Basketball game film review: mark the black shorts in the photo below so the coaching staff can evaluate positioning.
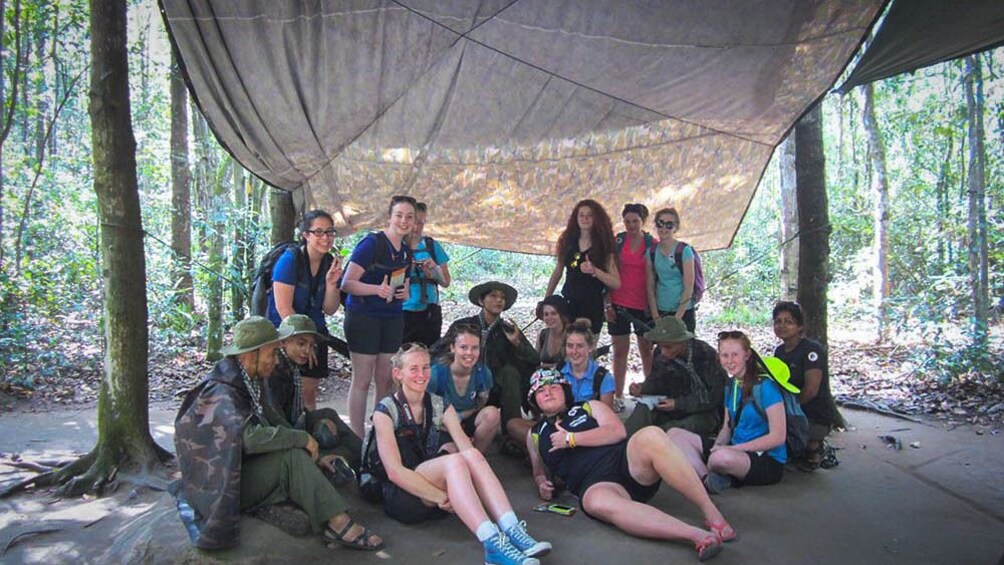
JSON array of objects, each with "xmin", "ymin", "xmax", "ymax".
[
  {"xmin": 658, "ymin": 309, "xmax": 696, "ymax": 333},
  {"xmin": 402, "ymin": 304, "xmax": 443, "ymax": 347},
  {"xmin": 738, "ymin": 452, "xmax": 784, "ymax": 487},
  {"xmin": 382, "ymin": 483, "xmax": 449, "ymax": 525},
  {"xmin": 579, "ymin": 443, "xmax": 660, "ymax": 519},
  {"xmin": 566, "ymin": 295, "xmax": 604, "ymax": 335},
  {"xmin": 344, "ymin": 310, "xmax": 404, "ymax": 354},
  {"xmin": 299, "ymin": 338, "xmax": 330, "ymax": 379},
  {"xmin": 607, "ymin": 306, "xmax": 652, "ymax": 337}
]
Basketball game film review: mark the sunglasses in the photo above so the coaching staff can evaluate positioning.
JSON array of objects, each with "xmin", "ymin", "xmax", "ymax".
[
  {"xmin": 569, "ymin": 251, "xmax": 586, "ymax": 269},
  {"xmin": 306, "ymin": 228, "xmax": 337, "ymax": 237},
  {"xmin": 717, "ymin": 330, "xmax": 748, "ymax": 340},
  {"xmin": 391, "ymin": 195, "xmax": 418, "ymax": 206},
  {"xmin": 399, "ymin": 341, "xmax": 428, "ymax": 354},
  {"xmin": 655, "ymin": 219, "xmax": 676, "ymax": 229}
]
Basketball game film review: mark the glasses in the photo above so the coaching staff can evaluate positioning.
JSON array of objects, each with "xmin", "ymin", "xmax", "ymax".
[
  {"xmin": 717, "ymin": 330, "xmax": 747, "ymax": 340},
  {"xmin": 306, "ymin": 228, "xmax": 337, "ymax": 237},
  {"xmin": 569, "ymin": 251, "xmax": 586, "ymax": 268},
  {"xmin": 391, "ymin": 195, "xmax": 417, "ymax": 206},
  {"xmin": 655, "ymin": 219, "xmax": 676, "ymax": 229}
]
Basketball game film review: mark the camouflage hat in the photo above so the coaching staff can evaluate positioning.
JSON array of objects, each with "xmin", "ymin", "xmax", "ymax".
[
  {"xmin": 643, "ymin": 316, "xmax": 694, "ymax": 343},
  {"xmin": 278, "ymin": 314, "xmax": 328, "ymax": 342},
  {"xmin": 221, "ymin": 316, "xmax": 293, "ymax": 356}
]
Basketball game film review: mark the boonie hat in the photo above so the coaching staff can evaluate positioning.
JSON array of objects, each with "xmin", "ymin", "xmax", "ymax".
[
  {"xmin": 536, "ymin": 294, "xmax": 570, "ymax": 322},
  {"xmin": 279, "ymin": 314, "xmax": 328, "ymax": 342},
  {"xmin": 759, "ymin": 355, "xmax": 800, "ymax": 394},
  {"xmin": 644, "ymin": 316, "xmax": 694, "ymax": 344},
  {"xmin": 220, "ymin": 316, "xmax": 293, "ymax": 356},
  {"xmin": 468, "ymin": 281, "xmax": 517, "ymax": 311}
]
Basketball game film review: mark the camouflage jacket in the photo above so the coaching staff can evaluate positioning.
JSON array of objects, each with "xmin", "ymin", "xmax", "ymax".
[{"xmin": 173, "ymin": 358, "xmax": 310, "ymax": 549}]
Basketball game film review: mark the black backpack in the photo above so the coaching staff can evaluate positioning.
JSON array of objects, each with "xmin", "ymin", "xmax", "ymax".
[
  {"xmin": 337, "ymin": 231, "xmax": 413, "ymax": 306},
  {"xmin": 250, "ymin": 242, "xmax": 305, "ymax": 317},
  {"xmin": 590, "ymin": 366, "xmax": 611, "ymax": 401}
]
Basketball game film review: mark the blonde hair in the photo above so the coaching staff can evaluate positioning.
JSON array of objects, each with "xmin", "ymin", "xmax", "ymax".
[
  {"xmin": 566, "ymin": 318, "xmax": 597, "ymax": 347},
  {"xmin": 390, "ymin": 342, "xmax": 430, "ymax": 369}
]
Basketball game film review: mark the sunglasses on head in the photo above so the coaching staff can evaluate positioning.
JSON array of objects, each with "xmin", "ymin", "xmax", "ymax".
[
  {"xmin": 717, "ymin": 330, "xmax": 747, "ymax": 340},
  {"xmin": 391, "ymin": 195, "xmax": 418, "ymax": 206},
  {"xmin": 655, "ymin": 219, "xmax": 676, "ymax": 229},
  {"xmin": 399, "ymin": 342, "xmax": 427, "ymax": 354}
]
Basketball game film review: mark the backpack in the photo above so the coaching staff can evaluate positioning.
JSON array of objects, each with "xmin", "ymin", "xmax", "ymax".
[
  {"xmin": 648, "ymin": 241, "xmax": 705, "ymax": 305},
  {"xmin": 358, "ymin": 392, "xmax": 443, "ymax": 503},
  {"xmin": 748, "ymin": 382, "xmax": 810, "ymax": 459},
  {"xmin": 590, "ymin": 366, "xmax": 611, "ymax": 401},
  {"xmin": 249, "ymin": 242, "xmax": 306, "ymax": 317},
  {"xmin": 614, "ymin": 231, "xmax": 656, "ymax": 261},
  {"xmin": 411, "ymin": 235, "xmax": 442, "ymax": 304},
  {"xmin": 336, "ymin": 231, "xmax": 413, "ymax": 306}
]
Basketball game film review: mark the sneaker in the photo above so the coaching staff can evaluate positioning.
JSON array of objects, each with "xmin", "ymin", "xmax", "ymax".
[
  {"xmin": 612, "ymin": 397, "xmax": 625, "ymax": 413},
  {"xmin": 703, "ymin": 472, "xmax": 733, "ymax": 495},
  {"xmin": 484, "ymin": 533, "xmax": 540, "ymax": 565},
  {"xmin": 504, "ymin": 520, "xmax": 552, "ymax": 557}
]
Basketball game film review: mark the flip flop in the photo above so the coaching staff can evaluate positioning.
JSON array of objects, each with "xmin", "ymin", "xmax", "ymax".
[
  {"xmin": 324, "ymin": 518, "xmax": 384, "ymax": 551},
  {"xmin": 695, "ymin": 534, "xmax": 723, "ymax": 562},
  {"xmin": 705, "ymin": 519, "xmax": 738, "ymax": 543}
]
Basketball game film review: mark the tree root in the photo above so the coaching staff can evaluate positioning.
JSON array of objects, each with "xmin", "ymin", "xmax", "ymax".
[{"xmin": 0, "ymin": 450, "xmax": 96, "ymax": 499}]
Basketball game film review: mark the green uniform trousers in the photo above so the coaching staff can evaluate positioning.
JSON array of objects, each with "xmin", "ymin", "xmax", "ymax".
[
  {"xmin": 624, "ymin": 404, "xmax": 720, "ymax": 439},
  {"xmin": 307, "ymin": 408, "xmax": 363, "ymax": 471},
  {"xmin": 240, "ymin": 447, "xmax": 350, "ymax": 533}
]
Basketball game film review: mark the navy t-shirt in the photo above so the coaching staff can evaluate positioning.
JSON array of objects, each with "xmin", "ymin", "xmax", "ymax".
[
  {"xmin": 266, "ymin": 248, "xmax": 331, "ymax": 333},
  {"xmin": 345, "ymin": 232, "xmax": 412, "ymax": 318}
]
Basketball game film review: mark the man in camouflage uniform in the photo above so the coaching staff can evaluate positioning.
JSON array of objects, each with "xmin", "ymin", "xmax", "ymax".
[{"xmin": 173, "ymin": 316, "xmax": 382, "ymax": 551}]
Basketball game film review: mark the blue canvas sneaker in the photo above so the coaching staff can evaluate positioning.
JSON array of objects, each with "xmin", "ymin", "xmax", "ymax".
[
  {"xmin": 484, "ymin": 533, "xmax": 540, "ymax": 565},
  {"xmin": 503, "ymin": 521, "xmax": 551, "ymax": 557}
]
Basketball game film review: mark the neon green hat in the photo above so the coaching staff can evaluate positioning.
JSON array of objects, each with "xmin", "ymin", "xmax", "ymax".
[{"xmin": 760, "ymin": 355, "xmax": 800, "ymax": 394}]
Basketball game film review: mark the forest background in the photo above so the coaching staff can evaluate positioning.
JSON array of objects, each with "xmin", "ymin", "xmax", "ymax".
[{"xmin": 0, "ymin": 2, "xmax": 1001, "ymax": 423}]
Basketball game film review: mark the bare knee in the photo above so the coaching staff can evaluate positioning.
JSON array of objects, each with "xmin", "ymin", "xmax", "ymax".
[
  {"xmin": 480, "ymin": 406, "xmax": 501, "ymax": 428},
  {"xmin": 459, "ymin": 446, "xmax": 488, "ymax": 467},
  {"xmin": 634, "ymin": 426, "xmax": 666, "ymax": 448}
]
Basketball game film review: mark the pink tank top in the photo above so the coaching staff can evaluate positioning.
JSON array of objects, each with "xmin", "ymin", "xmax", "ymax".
[{"xmin": 609, "ymin": 235, "xmax": 651, "ymax": 310}]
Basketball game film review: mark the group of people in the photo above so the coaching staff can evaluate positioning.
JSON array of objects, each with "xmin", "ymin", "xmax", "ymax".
[{"xmin": 173, "ymin": 196, "xmax": 839, "ymax": 563}]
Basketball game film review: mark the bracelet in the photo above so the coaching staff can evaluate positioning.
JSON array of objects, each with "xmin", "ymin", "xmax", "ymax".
[{"xmin": 568, "ymin": 432, "xmax": 576, "ymax": 449}]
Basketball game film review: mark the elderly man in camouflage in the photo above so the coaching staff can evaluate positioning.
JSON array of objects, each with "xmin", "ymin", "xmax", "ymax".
[{"xmin": 173, "ymin": 316, "xmax": 383, "ymax": 551}]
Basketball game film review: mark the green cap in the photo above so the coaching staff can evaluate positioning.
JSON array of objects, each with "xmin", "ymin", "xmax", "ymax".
[
  {"xmin": 760, "ymin": 356, "xmax": 800, "ymax": 394},
  {"xmin": 643, "ymin": 316, "xmax": 694, "ymax": 343},
  {"xmin": 278, "ymin": 314, "xmax": 328, "ymax": 342},
  {"xmin": 220, "ymin": 316, "xmax": 293, "ymax": 356}
]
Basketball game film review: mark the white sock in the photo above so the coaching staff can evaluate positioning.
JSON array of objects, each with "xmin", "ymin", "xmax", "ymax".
[
  {"xmin": 498, "ymin": 511, "xmax": 519, "ymax": 532},
  {"xmin": 476, "ymin": 520, "xmax": 499, "ymax": 542}
]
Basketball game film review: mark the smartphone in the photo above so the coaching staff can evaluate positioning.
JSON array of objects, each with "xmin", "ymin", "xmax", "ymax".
[{"xmin": 533, "ymin": 503, "xmax": 577, "ymax": 517}]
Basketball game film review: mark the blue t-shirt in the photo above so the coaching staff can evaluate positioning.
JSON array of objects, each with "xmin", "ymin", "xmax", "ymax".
[
  {"xmin": 266, "ymin": 248, "xmax": 330, "ymax": 333},
  {"xmin": 402, "ymin": 238, "xmax": 450, "ymax": 312},
  {"xmin": 427, "ymin": 363, "xmax": 494, "ymax": 414},
  {"xmin": 561, "ymin": 359, "xmax": 615, "ymax": 403},
  {"xmin": 725, "ymin": 379, "xmax": 787, "ymax": 464},
  {"xmin": 652, "ymin": 243, "xmax": 695, "ymax": 312},
  {"xmin": 345, "ymin": 232, "xmax": 412, "ymax": 318}
]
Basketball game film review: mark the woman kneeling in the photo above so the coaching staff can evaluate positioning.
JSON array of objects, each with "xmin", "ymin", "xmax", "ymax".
[
  {"xmin": 527, "ymin": 368, "xmax": 734, "ymax": 562},
  {"xmin": 373, "ymin": 343, "xmax": 551, "ymax": 565}
]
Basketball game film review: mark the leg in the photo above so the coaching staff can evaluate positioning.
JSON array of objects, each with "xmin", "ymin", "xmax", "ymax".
[
  {"xmin": 374, "ymin": 353, "xmax": 395, "ymax": 401},
  {"xmin": 493, "ymin": 365, "xmax": 525, "ymax": 427},
  {"xmin": 611, "ymin": 334, "xmax": 630, "ymax": 399},
  {"xmin": 472, "ymin": 406, "xmax": 501, "ymax": 453},
  {"xmin": 707, "ymin": 447, "xmax": 751, "ymax": 481},
  {"xmin": 628, "ymin": 427, "xmax": 725, "ymax": 527},
  {"xmin": 347, "ymin": 352, "xmax": 376, "ymax": 438},
  {"xmin": 455, "ymin": 448, "xmax": 517, "ymax": 522},
  {"xmin": 624, "ymin": 404, "xmax": 654, "ymax": 437},
  {"xmin": 413, "ymin": 454, "xmax": 493, "ymax": 534},
  {"xmin": 636, "ymin": 334, "xmax": 654, "ymax": 378},
  {"xmin": 301, "ymin": 377, "xmax": 320, "ymax": 412},
  {"xmin": 308, "ymin": 409, "xmax": 363, "ymax": 470},
  {"xmin": 666, "ymin": 427, "xmax": 709, "ymax": 477},
  {"xmin": 581, "ymin": 482, "xmax": 710, "ymax": 545},
  {"xmin": 240, "ymin": 448, "xmax": 349, "ymax": 533},
  {"xmin": 505, "ymin": 417, "xmax": 534, "ymax": 447}
]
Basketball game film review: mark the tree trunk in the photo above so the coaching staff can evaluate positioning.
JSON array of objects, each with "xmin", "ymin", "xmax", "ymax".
[
  {"xmin": 935, "ymin": 133, "xmax": 953, "ymax": 268},
  {"xmin": 794, "ymin": 104, "xmax": 829, "ymax": 345},
  {"xmin": 169, "ymin": 54, "xmax": 194, "ymax": 312},
  {"xmin": 206, "ymin": 155, "xmax": 229, "ymax": 361},
  {"xmin": 963, "ymin": 55, "xmax": 989, "ymax": 348},
  {"xmin": 862, "ymin": 83, "xmax": 891, "ymax": 342},
  {"xmin": 231, "ymin": 161, "xmax": 246, "ymax": 320},
  {"xmin": 46, "ymin": 0, "xmax": 169, "ymax": 496},
  {"xmin": 269, "ymin": 188, "xmax": 296, "ymax": 245},
  {"xmin": 779, "ymin": 133, "xmax": 799, "ymax": 301}
]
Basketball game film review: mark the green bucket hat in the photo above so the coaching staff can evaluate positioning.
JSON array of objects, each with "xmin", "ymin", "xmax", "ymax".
[
  {"xmin": 643, "ymin": 316, "xmax": 694, "ymax": 343},
  {"xmin": 220, "ymin": 316, "xmax": 294, "ymax": 356},
  {"xmin": 278, "ymin": 314, "xmax": 328, "ymax": 342},
  {"xmin": 759, "ymin": 355, "xmax": 800, "ymax": 394},
  {"xmin": 468, "ymin": 281, "xmax": 517, "ymax": 311}
]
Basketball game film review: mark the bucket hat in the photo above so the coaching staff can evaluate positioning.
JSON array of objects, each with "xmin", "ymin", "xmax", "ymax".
[
  {"xmin": 759, "ymin": 355, "xmax": 800, "ymax": 394},
  {"xmin": 468, "ymin": 281, "xmax": 517, "ymax": 311},
  {"xmin": 220, "ymin": 316, "xmax": 294, "ymax": 356},
  {"xmin": 526, "ymin": 367, "xmax": 571, "ymax": 410},
  {"xmin": 278, "ymin": 314, "xmax": 328, "ymax": 342},
  {"xmin": 643, "ymin": 316, "xmax": 694, "ymax": 343},
  {"xmin": 535, "ymin": 294, "xmax": 570, "ymax": 322}
]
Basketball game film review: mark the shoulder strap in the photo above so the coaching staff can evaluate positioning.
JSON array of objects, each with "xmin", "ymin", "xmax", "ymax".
[
  {"xmin": 592, "ymin": 366, "xmax": 609, "ymax": 400},
  {"xmin": 424, "ymin": 236, "xmax": 438, "ymax": 263},
  {"xmin": 673, "ymin": 241, "xmax": 686, "ymax": 273}
]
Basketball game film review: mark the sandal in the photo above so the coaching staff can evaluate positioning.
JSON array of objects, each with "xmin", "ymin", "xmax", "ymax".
[
  {"xmin": 695, "ymin": 534, "xmax": 723, "ymax": 562},
  {"xmin": 796, "ymin": 443, "xmax": 824, "ymax": 473},
  {"xmin": 324, "ymin": 518, "xmax": 384, "ymax": 551},
  {"xmin": 705, "ymin": 519, "xmax": 738, "ymax": 543}
]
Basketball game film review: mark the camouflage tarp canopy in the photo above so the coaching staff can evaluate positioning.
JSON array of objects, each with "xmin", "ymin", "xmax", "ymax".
[{"xmin": 162, "ymin": 0, "xmax": 885, "ymax": 254}]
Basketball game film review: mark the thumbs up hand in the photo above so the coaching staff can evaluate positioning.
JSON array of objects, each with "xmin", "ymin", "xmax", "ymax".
[{"xmin": 376, "ymin": 274, "xmax": 393, "ymax": 300}]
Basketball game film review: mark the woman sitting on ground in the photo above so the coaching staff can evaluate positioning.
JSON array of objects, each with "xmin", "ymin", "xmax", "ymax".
[
  {"xmin": 535, "ymin": 294, "xmax": 571, "ymax": 369},
  {"xmin": 527, "ymin": 369, "xmax": 734, "ymax": 562},
  {"xmin": 771, "ymin": 301, "xmax": 841, "ymax": 471},
  {"xmin": 668, "ymin": 331, "xmax": 787, "ymax": 493},
  {"xmin": 560, "ymin": 319, "xmax": 615, "ymax": 408},
  {"xmin": 428, "ymin": 325, "xmax": 501, "ymax": 453},
  {"xmin": 372, "ymin": 343, "xmax": 551, "ymax": 565}
]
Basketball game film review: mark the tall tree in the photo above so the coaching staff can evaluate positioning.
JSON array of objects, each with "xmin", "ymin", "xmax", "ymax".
[
  {"xmin": 269, "ymin": 187, "xmax": 295, "ymax": 245},
  {"xmin": 230, "ymin": 159, "xmax": 246, "ymax": 320},
  {"xmin": 795, "ymin": 104, "xmax": 830, "ymax": 345},
  {"xmin": 779, "ymin": 134, "xmax": 799, "ymax": 301},
  {"xmin": 963, "ymin": 54, "xmax": 989, "ymax": 347},
  {"xmin": 169, "ymin": 53, "xmax": 193, "ymax": 311},
  {"xmin": 862, "ymin": 82, "xmax": 891, "ymax": 341},
  {"xmin": 205, "ymin": 155, "xmax": 230, "ymax": 361},
  {"xmin": 0, "ymin": 0, "xmax": 23, "ymax": 274},
  {"xmin": 2, "ymin": 0, "xmax": 170, "ymax": 498}
]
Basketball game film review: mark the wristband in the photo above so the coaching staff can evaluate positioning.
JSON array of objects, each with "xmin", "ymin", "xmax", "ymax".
[{"xmin": 568, "ymin": 432, "xmax": 576, "ymax": 449}]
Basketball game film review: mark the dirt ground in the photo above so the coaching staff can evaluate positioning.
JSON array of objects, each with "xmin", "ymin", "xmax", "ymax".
[{"xmin": 1, "ymin": 392, "xmax": 1002, "ymax": 564}]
